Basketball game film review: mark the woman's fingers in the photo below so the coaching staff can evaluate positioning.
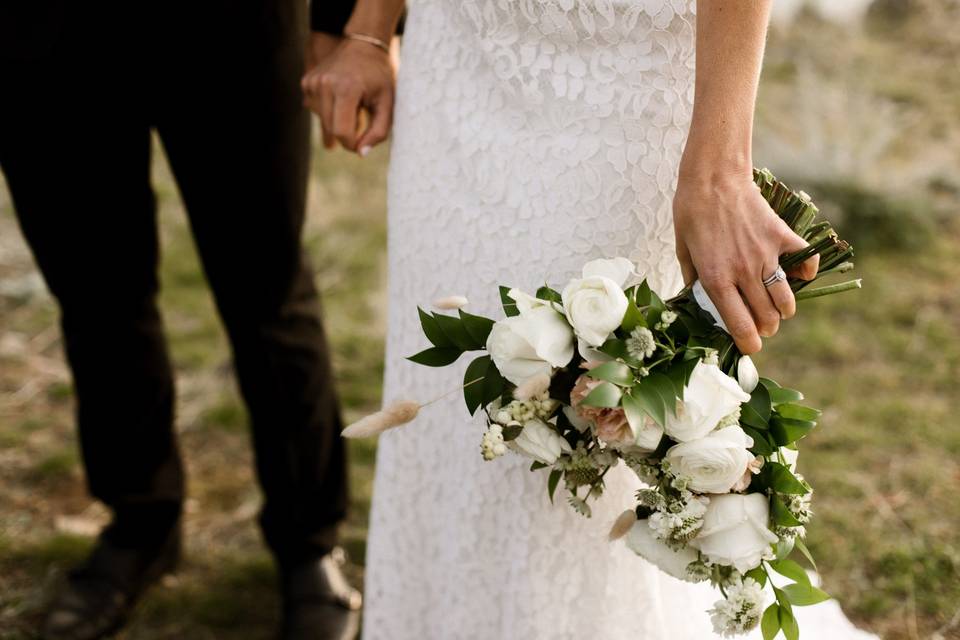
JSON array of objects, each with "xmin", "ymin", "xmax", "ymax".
[
  {"xmin": 675, "ymin": 238, "xmax": 697, "ymax": 285},
  {"xmin": 703, "ymin": 279, "xmax": 762, "ymax": 354},
  {"xmin": 740, "ymin": 276, "xmax": 781, "ymax": 338},
  {"xmin": 764, "ymin": 275, "xmax": 796, "ymax": 320},
  {"xmin": 356, "ymin": 88, "xmax": 394, "ymax": 155},
  {"xmin": 778, "ymin": 221, "xmax": 820, "ymax": 281}
]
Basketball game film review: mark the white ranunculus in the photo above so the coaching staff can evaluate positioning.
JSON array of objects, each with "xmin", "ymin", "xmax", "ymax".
[
  {"xmin": 486, "ymin": 296, "xmax": 575, "ymax": 385},
  {"xmin": 690, "ymin": 493, "xmax": 779, "ymax": 573},
  {"xmin": 581, "ymin": 257, "xmax": 638, "ymax": 288},
  {"xmin": 508, "ymin": 418, "xmax": 572, "ymax": 465},
  {"xmin": 664, "ymin": 426, "xmax": 756, "ymax": 494},
  {"xmin": 625, "ymin": 519, "xmax": 700, "ymax": 582},
  {"xmin": 561, "ymin": 276, "xmax": 629, "ymax": 347},
  {"xmin": 737, "ymin": 356, "xmax": 760, "ymax": 394},
  {"xmin": 664, "ymin": 361, "xmax": 752, "ymax": 442}
]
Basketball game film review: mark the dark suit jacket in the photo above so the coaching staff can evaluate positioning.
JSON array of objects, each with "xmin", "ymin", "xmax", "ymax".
[{"xmin": 0, "ymin": 1, "xmax": 357, "ymax": 62}]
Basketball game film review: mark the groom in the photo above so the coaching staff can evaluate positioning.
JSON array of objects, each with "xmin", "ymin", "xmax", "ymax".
[{"xmin": 0, "ymin": 1, "xmax": 361, "ymax": 639}]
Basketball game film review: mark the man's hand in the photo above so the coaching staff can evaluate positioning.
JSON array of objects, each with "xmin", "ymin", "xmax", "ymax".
[
  {"xmin": 306, "ymin": 32, "xmax": 343, "ymax": 70},
  {"xmin": 301, "ymin": 36, "xmax": 396, "ymax": 155}
]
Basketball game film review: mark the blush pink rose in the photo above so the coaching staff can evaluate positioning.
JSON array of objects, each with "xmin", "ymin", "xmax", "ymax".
[{"xmin": 570, "ymin": 370, "xmax": 632, "ymax": 445}]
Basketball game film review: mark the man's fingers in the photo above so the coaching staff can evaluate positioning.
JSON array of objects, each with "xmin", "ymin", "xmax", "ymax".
[
  {"xmin": 317, "ymin": 80, "xmax": 336, "ymax": 149},
  {"xmin": 356, "ymin": 90, "xmax": 394, "ymax": 155},
  {"xmin": 332, "ymin": 90, "xmax": 362, "ymax": 151},
  {"xmin": 704, "ymin": 281, "xmax": 762, "ymax": 355}
]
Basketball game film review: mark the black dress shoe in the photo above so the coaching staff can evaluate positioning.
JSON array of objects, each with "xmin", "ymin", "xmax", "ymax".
[
  {"xmin": 280, "ymin": 548, "xmax": 362, "ymax": 640},
  {"xmin": 41, "ymin": 525, "xmax": 180, "ymax": 640}
]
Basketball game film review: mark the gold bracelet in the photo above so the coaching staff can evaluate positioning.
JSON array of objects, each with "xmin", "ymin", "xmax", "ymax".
[{"xmin": 344, "ymin": 32, "xmax": 391, "ymax": 54}]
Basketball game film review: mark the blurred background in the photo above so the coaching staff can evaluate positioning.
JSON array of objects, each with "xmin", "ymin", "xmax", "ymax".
[{"xmin": 1, "ymin": 1, "xmax": 958, "ymax": 638}]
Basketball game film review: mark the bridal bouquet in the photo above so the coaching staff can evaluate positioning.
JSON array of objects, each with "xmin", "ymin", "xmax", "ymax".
[{"xmin": 344, "ymin": 170, "xmax": 859, "ymax": 638}]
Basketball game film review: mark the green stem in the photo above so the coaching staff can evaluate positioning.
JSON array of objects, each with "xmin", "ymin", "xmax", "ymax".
[{"xmin": 794, "ymin": 279, "xmax": 862, "ymax": 301}]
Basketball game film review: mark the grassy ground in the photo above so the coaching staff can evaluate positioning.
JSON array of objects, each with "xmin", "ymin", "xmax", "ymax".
[{"xmin": 1, "ymin": 5, "xmax": 959, "ymax": 639}]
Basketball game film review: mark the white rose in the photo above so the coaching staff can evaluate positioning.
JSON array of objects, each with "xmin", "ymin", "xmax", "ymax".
[
  {"xmin": 486, "ymin": 296, "xmax": 575, "ymax": 385},
  {"xmin": 664, "ymin": 361, "xmax": 752, "ymax": 442},
  {"xmin": 737, "ymin": 356, "xmax": 760, "ymax": 393},
  {"xmin": 664, "ymin": 426, "xmax": 756, "ymax": 494},
  {"xmin": 625, "ymin": 519, "xmax": 700, "ymax": 582},
  {"xmin": 561, "ymin": 276, "xmax": 629, "ymax": 347},
  {"xmin": 689, "ymin": 493, "xmax": 779, "ymax": 573},
  {"xmin": 581, "ymin": 257, "xmax": 639, "ymax": 288},
  {"xmin": 508, "ymin": 418, "xmax": 572, "ymax": 465}
]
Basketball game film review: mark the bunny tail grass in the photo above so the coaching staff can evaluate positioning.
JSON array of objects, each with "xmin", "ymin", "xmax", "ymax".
[
  {"xmin": 341, "ymin": 400, "xmax": 421, "ymax": 438},
  {"xmin": 432, "ymin": 295, "xmax": 470, "ymax": 310},
  {"xmin": 608, "ymin": 509, "xmax": 638, "ymax": 541},
  {"xmin": 513, "ymin": 373, "xmax": 552, "ymax": 401}
]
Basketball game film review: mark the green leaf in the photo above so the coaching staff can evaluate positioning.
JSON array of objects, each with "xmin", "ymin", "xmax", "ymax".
[
  {"xmin": 743, "ymin": 425, "xmax": 775, "ymax": 456},
  {"xmin": 621, "ymin": 300, "xmax": 646, "ymax": 332},
  {"xmin": 748, "ymin": 383, "xmax": 772, "ymax": 423},
  {"xmin": 434, "ymin": 313, "xmax": 478, "ymax": 351},
  {"xmin": 480, "ymin": 360, "xmax": 505, "ymax": 406},
  {"xmin": 769, "ymin": 559, "xmax": 811, "ymax": 586},
  {"xmin": 761, "ymin": 604, "xmax": 781, "ymax": 640},
  {"xmin": 463, "ymin": 356, "xmax": 490, "ymax": 415},
  {"xmin": 771, "ymin": 495, "xmax": 803, "ymax": 527},
  {"xmin": 794, "ymin": 537, "xmax": 819, "ymax": 572},
  {"xmin": 536, "ymin": 285, "xmax": 562, "ymax": 304},
  {"xmin": 771, "ymin": 417, "xmax": 816, "ymax": 446},
  {"xmin": 664, "ymin": 357, "xmax": 698, "ymax": 399},
  {"xmin": 645, "ymin": 373, "xmax": 678, "ymax": 417},
  {"xmin": 503, "ymin": 424, "xmax": 523, "ymax": 441},
  {"xmin": 586, "ymin": 361, "xmax": 635, "ymax": 386},
  {"xmin": 769, "ymin": 462, "xmax": 809, "ymax": 495},
  {"xmin": 499, "ymin": 285, "xmax": 519, "ymax": 317},
  {"xmin": 776, "ymin": 403, "xmax": 821, "ymax": 422},
  {"xmin": 782, "ymin": 583, "xmax": 831, "ymax": 607},
  {"xmin": 459, "ymin": 310, "xmax": 495, "ymax": 346},
  {"xmin": 630, "ymin": 382, "xmax": 667, "ymax": 427},
  {"xmin": 529, "ymin": 460, "xmax": 547, "ymax": 470},
  {"xmin": 745, "ymin": 567, "xmax": 767, "ymax": 587},
  {"xmin": 408, "ymin": 346, "xmax": 462, "ymax": 367},
  {"xmin": 581, "ymin": 381, "xmax": 623, "ymax": 408},
  {"xmin": 635, "ymin": 280, "xmax": 653, "ymax": 307},
  {"xmin": 740, "ymin": 402, "xmax": 771, "ymax": 430},
  {"xmin": 779, "ymin": 603, "xmax": 800, "ymax": 640},
  {"xmin": 761, "ymin": 377, "xmax": 805, "ymax": 404},
  {"xmin": 548, "ymin": 469, "xmax": 562, "ymax": 504},
  {"xmin": 418, "ymin": 307, "xmax": 454, "ymax": 347},
  {"xmin": 622, "ymin": 392, "xmax": 649, "ymax": 434}
]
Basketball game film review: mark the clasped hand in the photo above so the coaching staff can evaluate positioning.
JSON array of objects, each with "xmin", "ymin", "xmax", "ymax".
[{"xmin": 301, "ymin": 34, "xmax": 396, "ymax": 155}]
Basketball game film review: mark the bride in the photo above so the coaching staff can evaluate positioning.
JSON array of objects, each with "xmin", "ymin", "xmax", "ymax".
[{"xmin": 304, "ymin": 1, "xmax": 877, "ymax": 638}]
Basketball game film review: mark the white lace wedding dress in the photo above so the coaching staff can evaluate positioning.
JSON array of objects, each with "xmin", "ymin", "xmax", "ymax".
[{"xmin": 363, "ymin": 1, "xmax": 877, "ymax": 638}]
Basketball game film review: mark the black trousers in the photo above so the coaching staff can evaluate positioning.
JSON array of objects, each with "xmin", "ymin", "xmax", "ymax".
[{"xmin": 0, "ymin": 1, "xmax": 347, "ymax": 566}]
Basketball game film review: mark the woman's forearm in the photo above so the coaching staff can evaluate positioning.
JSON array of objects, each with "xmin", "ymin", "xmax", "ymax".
[
  {"xmin": 680, "ymin": 1, "xmax": 773, "ymax": 180},
  {"xmin": 344, "ymin": 0, "xmax": 406, "ymax": 44}
]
